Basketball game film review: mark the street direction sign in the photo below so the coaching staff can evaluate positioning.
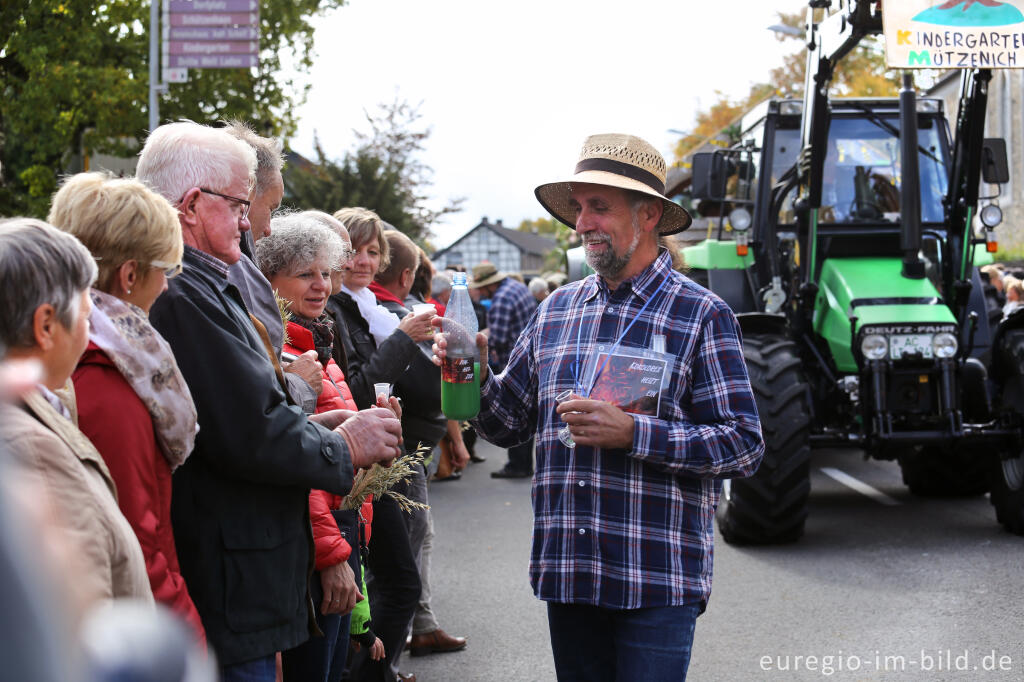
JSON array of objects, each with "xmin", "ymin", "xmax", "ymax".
[
  {"xmin": 166, "ymin": 54, "xmax": 258, "ymax": 68},
  {"xmin": 165, "ymin": 40, "xmax": 257, "ymax": 55},
  {"xmin": 167, "ymin": 0, "xmax": 258, "ymax": 11},
  {"xmin": 165, "ymin": 26, "xmax": 258, "ymax": 40},
  {"xmin": 167, "ymin": 12, "xmax": 258, "ymax": 27}
]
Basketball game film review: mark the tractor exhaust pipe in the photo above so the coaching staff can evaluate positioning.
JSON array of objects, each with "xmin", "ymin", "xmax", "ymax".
[{"xmin": 900, "ymin": 72, "xmax": 925, "ymax": 279}]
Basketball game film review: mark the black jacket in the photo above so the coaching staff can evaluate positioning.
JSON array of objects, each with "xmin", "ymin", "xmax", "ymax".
[
  {"xmin": 149, "ymin": 248, "xmax": 354, "ymax": 665},
  {"xmin": 327, "ymin": 291, "xmax": 446, "ymax": 450}
]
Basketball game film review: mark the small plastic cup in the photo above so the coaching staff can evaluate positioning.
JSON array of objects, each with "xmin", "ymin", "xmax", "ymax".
[
  {"xmin": 412, "ymin": 302, "xmax": 437, "ymax": 316},
  {"xmin": 555, "ymin": 389, "xmax": 576, "ymax": 448},
  {"xmin": 374, "ymin": 383, "xmax": 392, "ymax": 404}
]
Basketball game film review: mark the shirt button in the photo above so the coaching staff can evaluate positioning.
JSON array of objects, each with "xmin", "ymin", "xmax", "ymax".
[
  {"xmin": 578, "ymin": 480, "xmax": 586, "ymax": 487},
  {"xmin": 578, "ymin": 528, "xmax": 586, "ymax": 535},
  {"xmin": 606, "ymin": 306, "xmax": 615, "ymax": 314}
]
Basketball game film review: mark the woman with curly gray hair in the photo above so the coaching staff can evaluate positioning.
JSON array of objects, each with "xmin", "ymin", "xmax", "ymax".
[{"xmin": 256, "ymin": 213, "xmax": 367, "ymax": 682}]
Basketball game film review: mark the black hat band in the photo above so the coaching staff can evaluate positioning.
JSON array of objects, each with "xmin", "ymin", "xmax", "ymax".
[{"xmin": 574, "ymin": 158, "xmax": 665, "ymax": 195}]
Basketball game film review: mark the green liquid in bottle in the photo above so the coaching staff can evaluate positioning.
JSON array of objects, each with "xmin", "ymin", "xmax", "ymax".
[{"xmin": 441, "ymin": 359, "xmax": 480, "ymax": 420}]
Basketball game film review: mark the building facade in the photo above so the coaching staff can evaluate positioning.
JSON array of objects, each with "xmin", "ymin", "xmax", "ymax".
[{"xmin": 432, "ymin": 217, "xmax": 557, "ymax": 274}]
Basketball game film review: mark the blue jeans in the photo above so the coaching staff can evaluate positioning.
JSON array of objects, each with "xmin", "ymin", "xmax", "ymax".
[
  {"xmin": 220, "ymin": 654, "xmax": 276, "ymax": 682},
  {"xmin": 547, "ymin": 602, "xmax": 700, "ymax": 681},
  {"xmin": 281, "ymin": 609, "xmax": 351, "ymax": 682}
]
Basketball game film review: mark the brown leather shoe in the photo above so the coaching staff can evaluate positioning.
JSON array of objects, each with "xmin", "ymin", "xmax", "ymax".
[{"xmin": 409, "ymin": 628, "xmax": 468, "ymax": 656}]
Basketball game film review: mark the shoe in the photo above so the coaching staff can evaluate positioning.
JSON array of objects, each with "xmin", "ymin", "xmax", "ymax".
[
  {"xmin": 469, "ymin": 452, "xmax": 487, "ymax": 463},
  {"xmin": 490, "ymin": 465, "xmax": 532, "ymax": 479},
  {"xmin": 396, "ymin": 674, "xmax": 416, "ymax": 682},
  {"xmin": 433, "ymin": 470, "xmax": 462, "ymax": 482},
  {"xmin": 409, "ymin": 628, "xmax": 468, "ymax": 656}
]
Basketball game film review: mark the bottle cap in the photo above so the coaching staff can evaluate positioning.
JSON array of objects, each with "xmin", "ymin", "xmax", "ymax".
[{"xmin": 453, "ymin": 272, "xmax": 467, "ymax": 286}]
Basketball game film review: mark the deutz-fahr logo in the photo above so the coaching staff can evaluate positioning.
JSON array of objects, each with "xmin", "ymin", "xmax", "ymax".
[{"xmin": 863, "ymin": 324, "xmax": 957, "ymax": 336}]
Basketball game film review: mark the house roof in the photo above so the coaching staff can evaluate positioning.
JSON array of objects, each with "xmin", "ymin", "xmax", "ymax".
[{"xmin": 433, "ymin": 217, "xmax": 557, "ymax": 260}]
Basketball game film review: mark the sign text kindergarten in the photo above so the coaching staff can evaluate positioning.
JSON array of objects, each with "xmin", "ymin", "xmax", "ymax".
[{"xmin": 883, "ymin": 0, "xmax": 1024, "ymax": 69}]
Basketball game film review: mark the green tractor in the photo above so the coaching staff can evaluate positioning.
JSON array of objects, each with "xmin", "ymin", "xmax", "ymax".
[{"xmin": 685, "ymin": 0, "xmax": 1024, "ymax": 543}]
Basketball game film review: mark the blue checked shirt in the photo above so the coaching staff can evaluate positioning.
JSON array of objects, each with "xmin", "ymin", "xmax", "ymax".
[
  {"xmin": 471, "ymin": 250, "xmax": 764, "ymax": 610},
  {"xmin": 486, "ymin": 277, "xmax": 537, "ymax": 371}
]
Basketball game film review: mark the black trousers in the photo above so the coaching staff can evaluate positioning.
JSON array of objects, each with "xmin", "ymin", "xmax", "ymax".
[{"xmin": 356, "ymin": 493, "xmax": 421, "ymax": 680}]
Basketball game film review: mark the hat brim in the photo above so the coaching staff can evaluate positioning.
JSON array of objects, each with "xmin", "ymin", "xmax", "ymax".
[
  {"xmin": 534, "ymin": 170, "xmax": 692, "ymax": 236},
  {"xmin": 469, "ymin": 272, "xmax": 506, "ymax": 289}
]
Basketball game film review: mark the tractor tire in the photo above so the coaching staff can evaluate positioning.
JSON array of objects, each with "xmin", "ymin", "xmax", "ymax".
[
  {"xmin": 990, "ymin": 450, "xmax": 1024, "ymax": 535},
  {"xmin": 898, "ymin": 446, "xmax": 989, "ymax": 497},
  {"xmin": 716, "ymin": 333, "xmax": 811, "ymax": 544}
]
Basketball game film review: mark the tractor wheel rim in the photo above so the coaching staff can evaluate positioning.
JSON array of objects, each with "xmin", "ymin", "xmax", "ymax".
[{"xmin": 1003, "ymin": 453, "xmax": 1024, "ymax": 492}]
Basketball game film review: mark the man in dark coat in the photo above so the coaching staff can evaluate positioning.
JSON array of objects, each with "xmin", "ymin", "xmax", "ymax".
[{"xmin": 139, "ymin": 121, "xmax": 402, "ymax": 681}]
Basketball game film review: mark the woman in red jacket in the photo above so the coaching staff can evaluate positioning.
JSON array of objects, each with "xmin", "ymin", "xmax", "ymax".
[
  {"xmin": 257, "ymin": 213, "xmax": 377, "ymax": 681},
  {"xmin": 47, "ymin": 173, "xmax": 204, "ymax": 642}
]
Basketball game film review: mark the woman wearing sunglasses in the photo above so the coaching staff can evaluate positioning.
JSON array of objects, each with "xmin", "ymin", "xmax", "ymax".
[{"xmin": 48, "ymin": 172, "xmax": 205, "ymax": 644}]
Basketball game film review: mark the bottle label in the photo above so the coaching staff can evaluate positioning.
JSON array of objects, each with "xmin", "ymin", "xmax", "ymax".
[{"xmin": 442, "ymin": 356, "xmax": 476, "ymax": 384}]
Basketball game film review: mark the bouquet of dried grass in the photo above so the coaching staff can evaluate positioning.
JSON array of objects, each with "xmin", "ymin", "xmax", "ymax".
[
  {"xmin": 341, "ymin": 442, "xmax": 431, "ymax": 513},
  {"xmin": 274, "ymin": 291, "xmax": 292, "ymax": 347}
]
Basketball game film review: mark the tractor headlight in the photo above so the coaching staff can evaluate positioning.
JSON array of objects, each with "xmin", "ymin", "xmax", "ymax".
[
  {"xmin": 980, "ymin": 204, "xmax": 1003, "ymax": 228},
  {"xmin": 861, "ymin": 334, "xmax": 888, "ymax": 360},
  {"xmin": 933, "ymin": 332, "xmax": 958, "ymax": 358},
  {"xmin": 729, "ymin": 207, "xmax": 752, "ymax": 231}
]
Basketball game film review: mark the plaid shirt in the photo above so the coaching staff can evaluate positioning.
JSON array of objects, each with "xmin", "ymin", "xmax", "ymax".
[
  {"xmin": 472, "ymin": 250, "xmax": 763, "ymax": 610},
  {"xmin": 486, "ymin": 277, "xmax": 537, "ymax": 371}
]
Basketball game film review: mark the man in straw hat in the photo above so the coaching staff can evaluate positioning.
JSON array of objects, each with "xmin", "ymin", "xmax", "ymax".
[
  {"xmin": 434, "ymin": 133, "xmax": 764, "ymax": 680},
  {"xmin": 469, "ymin": 262, "xmax": 538, "ymax": 478}
]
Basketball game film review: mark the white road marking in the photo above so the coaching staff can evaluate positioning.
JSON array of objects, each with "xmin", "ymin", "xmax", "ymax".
[{"xmin": 820, "ymin": 467, "xmax": 901, "ymax": 506}]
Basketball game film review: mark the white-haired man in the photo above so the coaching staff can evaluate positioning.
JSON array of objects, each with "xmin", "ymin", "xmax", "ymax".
[
  {"xmin": 436, "ymin": 133, "xmax": 764, "ymax": 680},
  {"xmin": 139, "ymin": 121, "xmax": 402, "ymax": 681}
]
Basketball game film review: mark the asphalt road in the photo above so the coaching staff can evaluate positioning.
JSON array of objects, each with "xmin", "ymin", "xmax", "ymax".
[{"xmin": 402, "ymin": 441, "xmax": 1023, "ymax": 681}]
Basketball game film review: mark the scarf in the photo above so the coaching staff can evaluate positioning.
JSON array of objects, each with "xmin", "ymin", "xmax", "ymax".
[
  {"xmin": 289, "ymin": 313, "xmax": 336, "ymax": 366},
  {"xmin": 87, "ymin": 289, "xmax": 198, "ymax": 470},
  {"xmin": 342, "ymin": 284, "xmax": 400, "ymax": 347},
  {"xmin": 368, "ymin": 281, "xmax": 405, "ymax": 306}
]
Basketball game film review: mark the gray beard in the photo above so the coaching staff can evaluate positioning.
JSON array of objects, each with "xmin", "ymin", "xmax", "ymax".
[{"xmin": 584, "ymin": 226, "xmax": 641, "ymax": 279}]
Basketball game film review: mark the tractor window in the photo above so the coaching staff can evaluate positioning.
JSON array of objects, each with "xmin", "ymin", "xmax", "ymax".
[
  {"xmin": 821, "ymin": 116, "xmax": 947, "ymax": 225},
  {"xmin": 773, "ymin": 127, "xmax": 801, "ymax": 223}
]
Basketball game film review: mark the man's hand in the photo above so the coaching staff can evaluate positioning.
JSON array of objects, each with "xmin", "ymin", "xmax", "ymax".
[
  {"xmin": 335, "ymin": 407, "xmax": 403, "ymax": 469},
  {"xmin": 398, "ymin": 309, "xmax": 437, "ymax": 343},
  {"xmin": 309, "ymin": 409, "xmax": 357, "ymax": 430},
  {"xmin": 319, "ymin": 561, "xmax": 363, "ymax": 615},
  {"xmin": 447, "ymin": 420, "xmax": 470, "ymax": 471},
  {"xmin": 283, "ymin": 350, "xmax": 323, "ymax": 396},
  {"xmin": 556, "ymin": 398, "xmax": 635, "ymax": 449},
  {"xmin": 431, "ymin": 318, "xmax": 490, "ymax": 383},
  {"xmin": 376, "ymin": 394, "xmax": 403, "ymax": 421}
]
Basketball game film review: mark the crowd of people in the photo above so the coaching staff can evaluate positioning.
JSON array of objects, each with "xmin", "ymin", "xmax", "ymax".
[
  {"xmin": 0, "ymin": 120, "xmax": 486, "ymax": 682},
  {"xmin": 0, "ymin": 128, "xmax": 765, "ymax": 682}
]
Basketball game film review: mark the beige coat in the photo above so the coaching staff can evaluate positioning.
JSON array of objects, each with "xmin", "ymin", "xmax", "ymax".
[{"xmin": 0, "ymin": 388, "xmax": 153, "ymax": 604}]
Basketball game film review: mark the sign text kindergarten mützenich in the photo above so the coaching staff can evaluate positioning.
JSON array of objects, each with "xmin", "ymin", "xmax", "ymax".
[{"xmin": 883, "ymin": 0, "xmax": 1024, "ymax": 68}]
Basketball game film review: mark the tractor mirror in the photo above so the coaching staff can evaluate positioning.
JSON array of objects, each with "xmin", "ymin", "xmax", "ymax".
[
  {"xmin": 691, "ymin": 153, "xmax": 729, "ymax": 201},
  {"xmin": 982, "ymin": 138, "xmax": 1009, "ymax": 184}
]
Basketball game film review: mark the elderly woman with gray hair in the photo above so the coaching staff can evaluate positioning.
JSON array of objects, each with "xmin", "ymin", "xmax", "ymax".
[
  {"xmin": 0, "ymin": 217, "xmax": 152, "ymax": 605},
  {"xmin": 256, "ymin": 214, "xmax": 373, "ymax": 682},
  {"xmin": 46, "ymin": 173, "xmax": 205, "ymax": 643}
]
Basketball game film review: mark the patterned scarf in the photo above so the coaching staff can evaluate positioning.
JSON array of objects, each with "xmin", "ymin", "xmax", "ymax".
[
  {"xmin": 289, "ymin": 313, "xmax": 336, "ymax": 366},
  {"xmin": 87, "ymin": 289, "xmax": 198, "ymax": 470}
]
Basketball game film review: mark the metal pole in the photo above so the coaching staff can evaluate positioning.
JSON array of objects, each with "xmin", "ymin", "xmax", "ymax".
[{"xmin": 148, "ymin": 0, "xmax": 159, "ymax": 132}]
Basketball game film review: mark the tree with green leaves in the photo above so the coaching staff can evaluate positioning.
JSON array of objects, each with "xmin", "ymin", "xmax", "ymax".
[
  {"xmin": 1, "ymin": 0, "xmax": 342, "ymax": 217},
  {"xmin": 517, "ymin": 216, "xmax": 576, "ymax": 272},
  {"xmin": 283, "ymin": 99, "xmax": 463, "ymax": 244}
]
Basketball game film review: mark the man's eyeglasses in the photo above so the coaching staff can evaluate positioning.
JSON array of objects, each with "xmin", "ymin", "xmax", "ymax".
[{"xmin": 198, "ymin": 187, "xmax": 251, "ymax": 221}]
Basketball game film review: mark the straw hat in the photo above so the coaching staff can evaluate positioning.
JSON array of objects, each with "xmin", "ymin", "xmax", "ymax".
[
  {"xmin": 469, "ymin": 262, "xmax": 507, "ymax": 289},
  {"xmin": 535, "ymin": 133, "xmax": 692, "ymax": 236}
]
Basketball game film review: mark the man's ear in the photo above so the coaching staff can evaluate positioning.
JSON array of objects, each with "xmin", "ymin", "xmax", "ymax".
[
  {"xmin": 177, "ymin": 187, "xmax": 202, "ymax": 240},
  {"xmin": 32, "ymin": 304, "xmax": 59, "ymax": 352},
  {"xmin": 401, "ymin": 268, "xmax": 414, "ymax": 291},
  {"xmin": 639, "ymin": 199, "xmax": 664, "ymax": 235}
]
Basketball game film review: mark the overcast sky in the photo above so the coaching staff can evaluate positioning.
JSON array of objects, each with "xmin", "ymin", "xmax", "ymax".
[{"xmin": 287, "ymin": 0, "xmax": 805, "ymax": 248}]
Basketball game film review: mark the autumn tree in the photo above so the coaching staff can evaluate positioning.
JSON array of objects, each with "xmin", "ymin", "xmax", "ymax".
[
  {"xmin": 283, "ymin": 99, "xmax": 463, "ymax": 243},
  {"xmin": 516, "ymin": 216, "xmax": 573, "ymax": 272},
  {"xmin": 674, "ymin": 9, "xmax": 940, "ymax": 164},
  {"xmin": 0, "ymin": 0, "xmax": 343, "ymax": 217}
]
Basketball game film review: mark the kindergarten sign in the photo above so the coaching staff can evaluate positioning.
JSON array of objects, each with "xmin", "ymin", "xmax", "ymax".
[{"xmin": 883, "ymin": 0, "xmax": 1024, "ymax": 68}]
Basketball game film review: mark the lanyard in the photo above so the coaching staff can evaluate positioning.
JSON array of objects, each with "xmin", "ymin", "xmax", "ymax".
[{"xmin": 571, "ymin": 275, "xmax": 669, "ymax": 397}]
